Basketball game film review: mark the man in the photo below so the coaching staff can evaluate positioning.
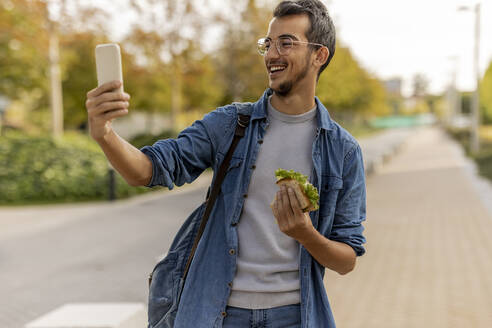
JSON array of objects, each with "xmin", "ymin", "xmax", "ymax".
[{"xmin": 85, "ymin": 1, "xmax": 366, "ymax": 327}]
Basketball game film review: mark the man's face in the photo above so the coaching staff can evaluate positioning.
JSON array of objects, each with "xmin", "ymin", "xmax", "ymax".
[{"xmin": 264, "ymin": 15, "xmax": 315, "ymax": 97}]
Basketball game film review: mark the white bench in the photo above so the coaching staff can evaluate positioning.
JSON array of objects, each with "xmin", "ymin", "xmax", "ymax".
[{"xmin": 25, "ymin": 303, "xmax": 146, "ymax": 328}]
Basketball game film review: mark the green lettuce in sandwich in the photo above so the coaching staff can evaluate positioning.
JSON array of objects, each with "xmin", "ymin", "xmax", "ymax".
[{"xmin": 273, "ymin": 168, "xmax": 319, "ymax": 212}]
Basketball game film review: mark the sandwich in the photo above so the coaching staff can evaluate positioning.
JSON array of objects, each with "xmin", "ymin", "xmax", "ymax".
[{"xmin": 272, "ymin": 168, "xmax": 319, "ymax": 212}]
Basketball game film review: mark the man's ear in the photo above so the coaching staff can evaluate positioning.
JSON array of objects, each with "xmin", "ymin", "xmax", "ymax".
[{"xmin": 314, "ymin": 47, "xmax": 329, "ymax": 68}]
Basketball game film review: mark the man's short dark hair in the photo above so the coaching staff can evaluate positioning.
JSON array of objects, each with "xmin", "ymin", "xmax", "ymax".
[{"xmin": 273, "ymin": 0, "xmax": 336, "ymax": 78}]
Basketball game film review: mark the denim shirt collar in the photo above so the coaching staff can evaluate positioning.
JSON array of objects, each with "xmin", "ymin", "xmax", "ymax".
[{"xmin": 251, "ymin": 88, "xmax": 334, "ymax": 131}]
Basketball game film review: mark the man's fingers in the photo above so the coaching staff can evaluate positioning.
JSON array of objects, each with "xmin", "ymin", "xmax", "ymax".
[
  {"xmin": 88, "ymin": 91, "xmax": 129, "ymax": 109},
  {"xmin": 287, "ymin": 187, "xmax": 303, "ymax": 215},
  {"xmin": 280, "ymin": 185, "xmax": 294, "ymax": 217},
  {"xmin": 91, "ymin": 101, "xmax": 129, "ymax": 116},
  {"xmin": 276, "ymin": 190, "xmax": 284, "ymax": 214},
  {"xmin": 102, "ymin": 108, "xmax": 128, "ymax": 121},
  {"xmin": 86, "ymin": 80, "xmax": 122, "ymax": 98}
]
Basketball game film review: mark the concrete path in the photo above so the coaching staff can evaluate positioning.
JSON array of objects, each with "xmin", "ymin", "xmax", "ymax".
[
  {"xmin": 358, "ymin": 128, "xmax": 413, "ymax": 175},
  {"xmin": 324, "ymin": 127, "xmax": 492, "ymax": 327}
]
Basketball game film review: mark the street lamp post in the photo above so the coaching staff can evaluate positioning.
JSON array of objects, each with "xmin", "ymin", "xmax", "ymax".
[{"xmin": 458, "ymin": 3, "xmax": 481, "ymax": 154}]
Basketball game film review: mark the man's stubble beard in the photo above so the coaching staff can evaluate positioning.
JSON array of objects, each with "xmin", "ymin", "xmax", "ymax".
[{"xmin": 273, "ymin": 53, "xmax": 311, "ymax": 97}]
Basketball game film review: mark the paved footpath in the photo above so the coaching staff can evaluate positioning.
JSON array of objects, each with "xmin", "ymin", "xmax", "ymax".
[{"xmin": 324, "ymin": 127, "xmax": 492, "ymax": 328}]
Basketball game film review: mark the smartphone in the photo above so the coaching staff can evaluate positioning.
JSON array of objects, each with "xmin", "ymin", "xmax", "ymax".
[{"xmin": 95, "ymin": 43, "xmax": 124, "ymax": 93}]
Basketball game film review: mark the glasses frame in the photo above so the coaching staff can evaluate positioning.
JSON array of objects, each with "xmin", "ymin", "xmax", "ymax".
[{"xmin": 257, "ymin": 36, "xmax": 325, "ymax": 56}]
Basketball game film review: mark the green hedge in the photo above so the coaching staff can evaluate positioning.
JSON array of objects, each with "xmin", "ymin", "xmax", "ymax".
[
  {"xmin": 129, "ymin": 129, "xmax": 177, "ymax": 149},
  {"xmin": 0, "ymin": 131, "xmax": 156, "ymax": 205}
]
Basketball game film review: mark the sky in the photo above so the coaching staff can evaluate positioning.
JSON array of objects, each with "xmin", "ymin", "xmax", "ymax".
[
  {"xmin": 101, "ymin": 0, "xmax": 492, "ymax": 98},
  {"xmin": 328, "ymin": 0, "xmax": 492, "ymax": 97}
]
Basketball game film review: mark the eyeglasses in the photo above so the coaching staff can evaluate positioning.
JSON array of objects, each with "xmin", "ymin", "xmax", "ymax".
[{"xmin": 257, "ymin": 36, "xmax": 325, "ymax": 56}]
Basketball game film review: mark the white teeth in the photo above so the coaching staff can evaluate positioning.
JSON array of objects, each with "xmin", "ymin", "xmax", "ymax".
[{"xmin": 270, "ymin": 66, "xmax": 286, "ymax": 72}]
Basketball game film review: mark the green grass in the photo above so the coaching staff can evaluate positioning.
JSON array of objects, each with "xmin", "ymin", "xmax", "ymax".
[{"xmin": 447, "ymin": 127, "xmax": 492, "ymax": 182}]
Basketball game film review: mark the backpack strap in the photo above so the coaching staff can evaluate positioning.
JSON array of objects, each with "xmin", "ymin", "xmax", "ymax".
[
  {"xmin": 182, "ymin": 112, "xmax": 250, "ymax": 282},
  {"xmin": 232, "ymin": 101, "xmax": 254, "ymax": 117}
]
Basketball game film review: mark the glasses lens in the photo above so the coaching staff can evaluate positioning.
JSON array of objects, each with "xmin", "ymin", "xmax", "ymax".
[{"xmin": 278, "ymin": 37, "xmax": 293, "ymax": 55}]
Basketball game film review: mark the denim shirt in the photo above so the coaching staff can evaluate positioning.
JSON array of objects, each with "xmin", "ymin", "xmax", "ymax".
[{"xmin": 141, "ymin": 89, "xmax": 366, "ymax": 328}]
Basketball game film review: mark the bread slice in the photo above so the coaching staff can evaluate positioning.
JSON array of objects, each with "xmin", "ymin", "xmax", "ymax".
[{"xmin": 272, "ymin": 178, "xmax": 316, "ymax": 212}]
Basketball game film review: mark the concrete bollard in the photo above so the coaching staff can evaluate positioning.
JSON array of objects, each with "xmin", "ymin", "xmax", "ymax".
[{"xmin": 25, "ymin": 303, "xmax": 146, "ymax": 328}]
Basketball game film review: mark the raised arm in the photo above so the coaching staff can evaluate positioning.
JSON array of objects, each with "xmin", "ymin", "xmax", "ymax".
[{"xmin": 85, "ymin": 80, "xmax": 152, "ymax": 186}]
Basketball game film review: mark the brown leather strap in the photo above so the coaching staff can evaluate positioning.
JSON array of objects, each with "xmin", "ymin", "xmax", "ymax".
[{"xmin": 182, "ymin": 114, "xmax": 250, "ymax": 282}]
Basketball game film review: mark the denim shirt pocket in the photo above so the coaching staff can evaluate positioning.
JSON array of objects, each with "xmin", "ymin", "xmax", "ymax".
[
  {"xmin": 220, "ymin": 156, "xmax": 244, "ymax": 194},
  {"xmin": 319, "ymin": 175, "xmax": 343, "ymax": 218}
]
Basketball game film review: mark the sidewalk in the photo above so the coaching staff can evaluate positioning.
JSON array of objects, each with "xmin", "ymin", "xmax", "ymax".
[{"xmin": 324, "ymin": 127, "xmax": 492, "ymax": 327}]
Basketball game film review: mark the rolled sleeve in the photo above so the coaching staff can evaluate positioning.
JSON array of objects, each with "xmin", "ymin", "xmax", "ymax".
[
  {"xmin": 140, "ymin": 118, "xmax": 216, "ymax": 189},
  {"xmin": 329, "ymin": 144, "xmax": 367, "ymax": 256}
]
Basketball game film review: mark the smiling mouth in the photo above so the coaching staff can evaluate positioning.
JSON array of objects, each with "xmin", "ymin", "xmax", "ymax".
[{"xmin": 268, "ymin": 65, "xmax": 287, "ymax": 77}]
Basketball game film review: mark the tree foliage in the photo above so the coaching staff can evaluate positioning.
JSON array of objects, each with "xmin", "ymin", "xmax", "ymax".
[
  {"xmin": 214, "ymin": 0, "xmax": 271, "ymax": 103},
  {"xmin": 1, "ymin": 0, "xmax": 392, "ymax": 133},
  {"xmin": 180, "ymin": 44, "xmax": 224, "ymax": 111},
  {"xmin": 60, "ymin": 31, "xmax": 106, "ymax": 129},
  {"xmin": 317, "ymin": 44, "xmax": 390, "ymax": 118},
  {"xmin": 480, "ymin": 60, "xmax": 492, "ymax": 124},
  {"xmin": 0, "ymin": 0, "xmax": 49, "ymax": 99},
  {"xmin": 121, "ymin": 27, "xmax": 172, "ymax": 115}
]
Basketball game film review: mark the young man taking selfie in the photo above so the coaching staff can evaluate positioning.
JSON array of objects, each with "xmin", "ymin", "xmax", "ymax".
[{"xmin": 85, "ymin": 1, "xmax": 366, "ymax": 327}]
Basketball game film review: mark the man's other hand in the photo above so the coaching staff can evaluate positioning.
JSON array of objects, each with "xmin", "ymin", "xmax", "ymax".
[{"xmin": 271, "ymin": 184, "xmax": 316, "ymax": 243}]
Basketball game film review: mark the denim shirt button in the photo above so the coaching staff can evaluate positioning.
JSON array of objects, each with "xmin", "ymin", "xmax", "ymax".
[
  {"xmin": 258, "ymin": 139, "xmax": 263, "ymax": 144},
  {"xmin": 243, "ymin": 194, "xmax": 248, "ymax": 198},
  {"xmin": 251, "ymin": 165, "xmax": 256, "ymax": 169},
  {"xmin": 231, "ymin": 222, "xmax": 237, "ymax": 226},
  {"xmin": 229, "ymin": 249, "xmax": 236, "ymax": 255},
  {"xmin": 228, "ymin": 282, "xmax": 233, "ymax": 288},
  {"xmin": 221, "ymin": 311, "xmax": 227, "ymax": 317}
]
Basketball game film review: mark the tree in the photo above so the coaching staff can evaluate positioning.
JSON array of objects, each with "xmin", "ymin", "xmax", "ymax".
[
  {"xmin": 0, "ymin": 0, "xmax": 51, "ymax": 132},
  {"xmin": 119, "ymin": 27, "xmax": 173, "ymax": 134},
  {"xmin": 60, "ymin": 31, "xmax": 107, "ymax": 129},
  {"xmin": 0, "ymin": 0, "xmax": 49, "ymax": 100},
  {"xmin": 214, "ymin": 0, "xmax": 271, "ymax": 103},
  {"xmin": 480, "ymin": 60, "xmax": 492, "ymax": 124},
  {"xmin": 180, "ymin": 44, "xmax": 224, "ymax": 112},
  {"xmin": 0, "ymin": 0, "xmax": 113, "ymax": 132},
  {"xmin": 317, "ymin": 43, "xmax": 390, "ymax": 120},
  {"xmin": 126, "ymin": 0, "xmax": 222, "ymax": 127},
  {"xmin": 56, "ymin": 1, "xmax": 123, "ymax": 130}
]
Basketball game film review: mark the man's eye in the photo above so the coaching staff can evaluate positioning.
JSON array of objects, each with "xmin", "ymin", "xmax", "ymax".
[{"xmin": 280, "ymin": 39, "xmax": 293, "ymax": 48}]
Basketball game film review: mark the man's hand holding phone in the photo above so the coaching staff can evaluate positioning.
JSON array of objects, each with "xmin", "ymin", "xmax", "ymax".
[
  {"xmin": 86, "ymin": 43, "xmax": 129, "ymax": 142},
  {"xmin": 85, "ymin": 81, "xmax": 130, "ymax": 141},
  {"xmin": 84, "ymin": 43, "xmax": 152, "ymax": 186}
]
